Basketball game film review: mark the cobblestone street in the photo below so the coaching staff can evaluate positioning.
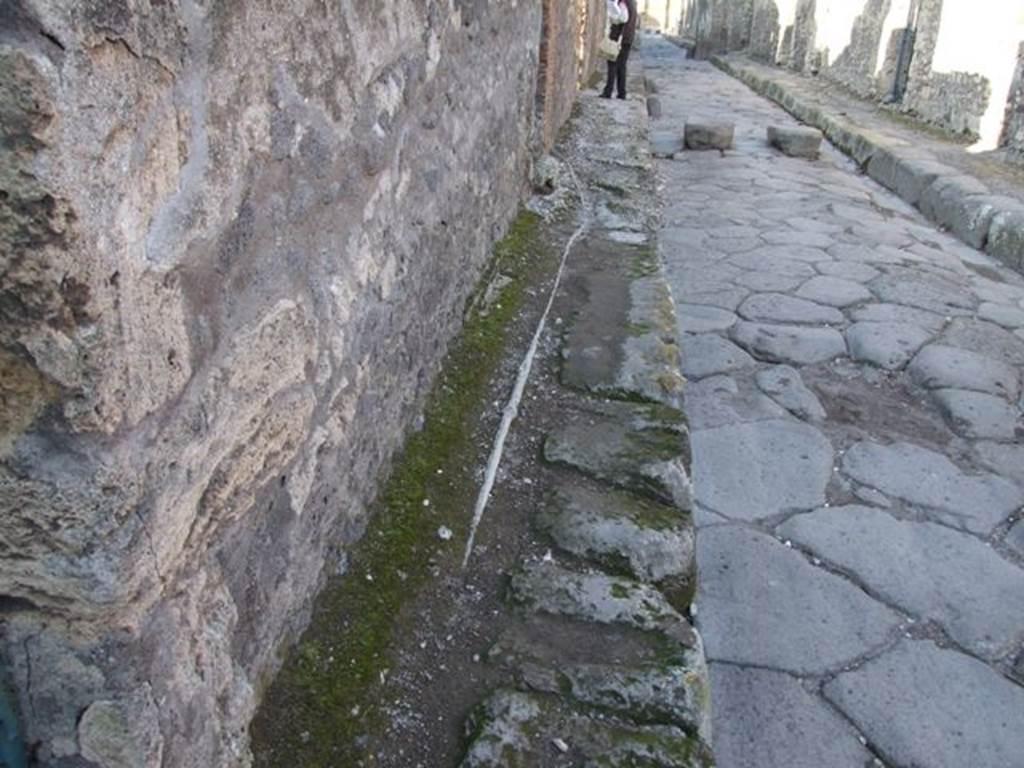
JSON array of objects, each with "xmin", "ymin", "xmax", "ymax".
[{"xmin": 644, "ymin": 35, "xmax": 1024, "ymax": 768}]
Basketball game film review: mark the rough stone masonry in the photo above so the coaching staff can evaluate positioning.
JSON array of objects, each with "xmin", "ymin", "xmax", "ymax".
[{"xmin": 0, "ymin": 1, "xmax": 604, "ymax": 765}]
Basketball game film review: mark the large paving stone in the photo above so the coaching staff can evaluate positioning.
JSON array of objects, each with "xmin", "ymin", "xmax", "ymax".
[
  {"xmin": 728, "ymin": 253, "xmax": 818, "ymax": 277},
  {"xmin": 815, "ymin": 260, "xmax": 879, "ymax": 282},
  {"xmin": 940, "ymin": 317, "xmax": 1024, "ymax": 367},
  {"xmin": 730, "ymin": 321, "xmax": 847, "ymax": 365},
  {"xmin": 846, "ymin": 321, "xmax": 932, "ymax": 370},
  {"xmin": 544, "ymin": 402, "xmax": 692, "ymax": 509},
  {"xmin": 978, "ymin": 302, "xmax": 1024, "ymax": 329},
  {"xmin": 841, "ymin": 441, "xmax": 1024, "ymax": 534},
  {"xmin": 733, "ymin": 270, "xmax": 805, "ymax": 292},
  {"xmin": 651, "ymin": 131, "xmax": 684, "ymax": 158},
  {"xmin": 679, "ymin": 333, "xmax": 755, "ymax": 379},
  {"xmin": 908, "ymin": 345, "xmax": 1020, "ymax": 401},
  {"xmin": 780, "ymin": 506, "xmax": 1024, "ymax": 658},
  {"xmin": 932, "ymin": 388, "xmax": 1022, "ymax": 441},
  {"xmin": 697, "ymin": 526, "xmax": 900, "ymax": 674},
  {"xmin": 677, "ymin": 303, "xmax": 738, "ymax": 333},
  {"xmin": 692, "ymin": 420, "xmax": 832, "ymax": 520},
  {"xmin": 755, "ymin": 365, "xmax": 826, "ymax": 422},
  {"xmin": 824, "ymin": 640, "xmax": 1024, "ymax": 768},
  {"xmin": 737, "ymin": 293, "xmax": 843, "ymax": 325},
  {"xmin": 461, "ymin": 690, "xmax": 713, "ymax": 768},
  {"xmin": 539, "ymin": 485, "xmax": 694, "ymax": 591},
  {"xmin": 795, "ymin": 275, "xmax": 872, "ymax": 307},
  {"xmin": 973, "ymin": 441, "xmax": 1024, "ymax": 486},
  {"xmin": 684, "ymin": 375, "xmax": 788, "ymax": 430},
  {"xmin": 869, "ymin": 272, "xmax": 976, "ymax": 315},
  {"xmin": 708, "ymin": 664, "xmax": 874, "ymax": 768},
  {"xmin": 849, "ymin": 302, "xmax": 948, "ymax": 332},
  {"xmin": 1007, "ymin": 520, "xmax": 1024, "ymax": 558}
]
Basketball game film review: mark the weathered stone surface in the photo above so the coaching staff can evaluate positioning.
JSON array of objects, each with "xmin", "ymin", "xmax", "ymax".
[
  {"xmin": 697, "ymin": 526, "xmax": 900, "ymax": 674},
  {"xmin": 544, "ymin": 402, "xmax": 692, "ymax": 510},
  {"xmin": 781, "ymin": 506, "xmax": 1024, "ymax": 658},
  {"xmin": 941, "ymin": 317, "xmax": 1024, "ymax": 366},
  {"xmin": 908, "ymin": 345, "xmax": 1020, "ymax": 400},
  {"xmin": 795, "ymin": 275, "xmax": 872, "ymax": 307},
  {"xmin": 78, "ymin": 688, "xmax": 163, "ymax": 768},
  {"xmin": 647, "ymin": 96, "xmax": 664, "ymax": 118},
  {"xmin": 865, "ymin": 150, "xmax": 955, "ymax": 205},
  {"xmin": 731, "ymin": 321, "xmax": 847, "ymax": 364},
  {"xmin": 846, "ymin": 322, "xmax": 932, "ymax": 370},
  {"xmin": 869, "ymin": 272, "xmax": 977, "ymax": 315},
  {"xmin": 733, "ymin": 270, "xmax": 805, "ymax": 292},
  {"xmin": 708, "ymin": 664, "xmax": 874, "ymax": 768},
  {"xmin": 974, "ymin": 441, "xmax": 1024, "ymax": 486},
  {"xmin": 651, "ymin": 130, "xmax": 684, "ymax": 157},
  {"xmin": 510, "ymin": 563, "xmax": 696, "ymax": 645},
  {"xmin": 538, "ymin": 485, "xmax": 694, "ymax": 588},
  {"xmin": 841, "ymin": 441, "xmax": 1024, "ymax": 533},
  {"xmin": 978, "ymin": 302, "xmax": 1024, "ymax": 329},
  {"xmin": 737, "ymin": 293, "xmax": 843, "ymax": 325},
  {"xmin": 461, "ymin": 690, "xmax": 713, "ymax": 768},
  {"xmin": 932, "ymin": 389, "xmax": 1022, "ymax": 440},
  {"xmin": 824, "ymin": 641, "xmax": 1024, "ymax": 768},
  {"xmin": 683, "ymin": 375, "xmax": 788, "ymax": 430},
  {"xmin": 692, "ymin": 420, "xmax": 832, "ymax": 520},
  {"xmin": 755, "ymin": 365, "xmax": 827, "ymax": 421},
  {"xmin": 677, "ymin": 304, "xmax": 738, "ymax": 332},
  {"xmin": 986, "ymin": 208, "xmax": 1024, "ymax": 270},
  {"xmin": 766, "ymin": 125, "xmax": 823, "ymax": 158},
  {"xmin": 679, "ymin": 333, "xmax": 756, "ymax": 379},
  {"xmin": 919, "ymin": 176, "xmax": 996, "ymax": 248},
  {"xmin": 815, "ymin": 260, "xmax": 880, "ymax": 283},
  {"xmin": 684, "ymin": 121, "xmax": 735, "ymax": 150},
  {"xmin": 850, "ymin": 302, "xmax": 948, "ymax": 332},
  {"xmin": 1007, "ymin": 521, "xmax": 1024, "ymax": 558}
]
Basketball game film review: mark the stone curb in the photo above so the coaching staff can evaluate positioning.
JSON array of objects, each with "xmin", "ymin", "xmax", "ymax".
[
  {"xmin": 711, "ymin": 55, "xmax": 1024, "ymax": 274},
  {"xmin": 459, "ymin": 60, "xmax": 715, "ymax": 766}
]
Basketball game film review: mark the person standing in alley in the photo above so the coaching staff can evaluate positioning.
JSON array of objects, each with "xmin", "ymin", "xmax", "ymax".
[{"xmin": 601, "ymin": 0, "xmax": 637, "ymax": 100}]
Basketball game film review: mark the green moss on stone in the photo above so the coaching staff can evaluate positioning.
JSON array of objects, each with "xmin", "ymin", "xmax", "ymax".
[{"xmin": 249, "ymin": 210, "xmax": 558, "ymax": 767}]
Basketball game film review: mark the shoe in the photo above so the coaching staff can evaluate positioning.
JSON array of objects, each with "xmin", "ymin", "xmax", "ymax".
[
  {"xmin": 617, "ymin": 93, "xmax": 627, "ymax": 100},
  {"xmin": 599, "ymin": 91, "xmax": 612, "ymax": 99}
]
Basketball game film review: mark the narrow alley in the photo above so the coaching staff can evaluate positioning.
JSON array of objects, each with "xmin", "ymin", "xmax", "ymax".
[{"xmin": 645, "ymin": 35, "xmax": 1024, "ymax": 768}]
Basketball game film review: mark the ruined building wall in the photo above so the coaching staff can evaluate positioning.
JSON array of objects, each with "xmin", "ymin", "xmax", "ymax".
[
  {"xmin": 0, "ymin": 1, "xmax": 602, "ymax": 765},
  {"xmin": 537, "ymin": 0, "xmax": 607, "ymax": 150},
  {"xmin": 688, "ymin": 0, "xmax": 1024, "ymax": 151}
]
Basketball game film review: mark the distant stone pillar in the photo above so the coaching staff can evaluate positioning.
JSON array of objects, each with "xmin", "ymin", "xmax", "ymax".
[{"xmin": 1000, "ymin": 42, "xmax": 1024, "ymax": 157}]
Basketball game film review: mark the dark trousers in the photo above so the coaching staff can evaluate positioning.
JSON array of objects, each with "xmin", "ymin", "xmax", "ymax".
[{"xmin": 603, "ymin": 43, "xmax": 632, "ymax": 98}]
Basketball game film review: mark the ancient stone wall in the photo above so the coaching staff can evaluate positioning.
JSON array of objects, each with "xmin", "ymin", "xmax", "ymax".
[
  {"xmin": 693, "ymin": 0, "xmax": 1024, "ymax": 150},
  {"xmin": 1001, "ymin": 43, "xmax": 1024, "ymax": 159},
  {"xmin": 0, "ymin": 1, "xmax": 601, "ymax": 765},
  {"xmin": 537, "ymin": 0, "xmax": 606, "ymax": 150}
]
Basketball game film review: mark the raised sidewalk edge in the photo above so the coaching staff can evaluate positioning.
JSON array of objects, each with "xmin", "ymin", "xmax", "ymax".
[{"xmin": 711, "ymin": 55, "xmax": 1024, "ymax": 273}]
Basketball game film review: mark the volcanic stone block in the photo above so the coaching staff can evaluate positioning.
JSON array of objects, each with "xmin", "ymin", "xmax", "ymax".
[
  {"xmin": 767, "ymin": 125, "xmax": 823, "ymax": 159},
  {"xmin": 684, "ymin": 121, "xmax": 735, "ymax": 150}
]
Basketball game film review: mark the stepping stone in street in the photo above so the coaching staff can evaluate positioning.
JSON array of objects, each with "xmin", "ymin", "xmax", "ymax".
[
  {"xmin": 846, "ymin": 321, "xmax": 933, "ymax": 370},
  {"xmin": 730, "ymin": 321, "xmax": 847, "ymax": 365},
  {"xmin": 538, "ymin": 485, "xmax": 695, "ymax": 607},
  {"xmin": 461, "ymin": 690, "xmax": 713, "ymax": 768},
  {"xmin": 755, "ymin": 365, "xmax": 827, "ymax": 421},
  {"xmin": 841, "ymin": 440, "xmax": 1024, "ymax": 534},
  {"xmin": 684, "ymin": 121, "xmax": 734, "ymax": 150},
  {"xmin": 781, "ymin": 506, "xmax": 1024, "ymax": 659},
  {"xmin": 543, "ymin": 401, "xmax": 692, "ymax": 509},
  {"xmin": 767, "ymin": 125, "xmax": 823, "ymax": 159},
  {"xmin": 823, "ymin": 640, "xmax": 1024, "ymax": 768},
  {"xmin": 908, "ymin": 344, "xmax": 1020, "ymax": 401},
  {"xmin": 932, "ymin": 388, "xmax": 1022, "ymax": 441}
]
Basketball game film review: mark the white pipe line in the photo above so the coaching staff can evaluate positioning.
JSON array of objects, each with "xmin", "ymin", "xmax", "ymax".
[{"xmin": 461, "ymin": 165, "xmax": 590, "ymax": 570}]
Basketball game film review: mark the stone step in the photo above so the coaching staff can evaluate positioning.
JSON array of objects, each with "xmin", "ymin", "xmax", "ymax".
[
  {"xmin": 509, "ymin": 562, "xmax": 698, "ymax": 648},
  {"xmin": 537, "ymin": 484, "xmax": 695, "ymax": 609},
  {"xmin": 460, "ymin": 689, "xmax": 714, "ymax": 768},
  {"xmin": 543, "ymin": 401, "xmax": 692, "ymax": 510}
]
